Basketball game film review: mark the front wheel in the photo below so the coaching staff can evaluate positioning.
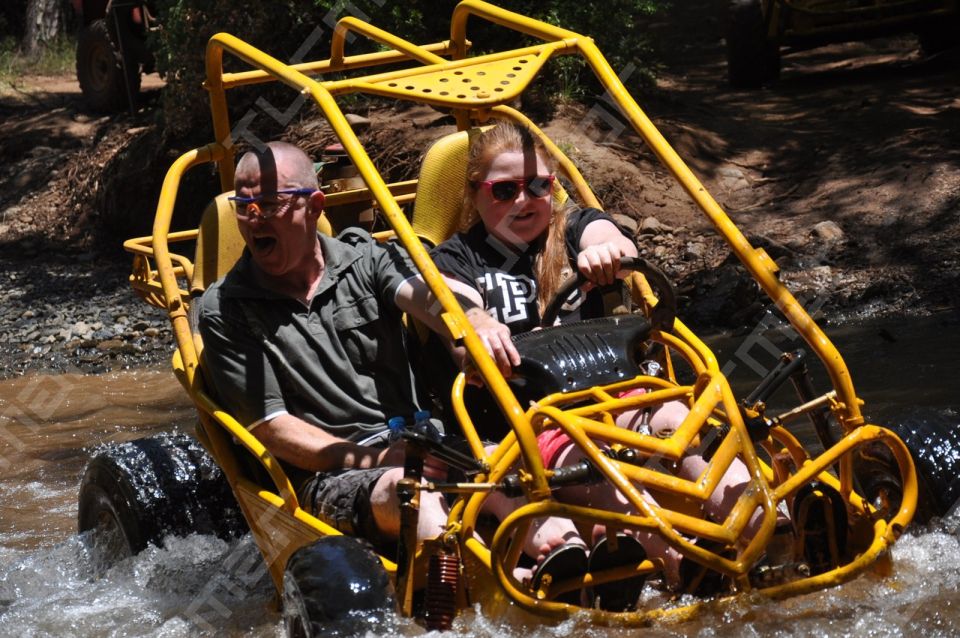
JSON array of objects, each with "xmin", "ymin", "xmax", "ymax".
[
  {"xmin": 283, "ymin": 536, "xmax": 395, "ymax": 638},
  {"xmin": 78, "ymin": 432, "xmax": 246, "ymax": 566}
]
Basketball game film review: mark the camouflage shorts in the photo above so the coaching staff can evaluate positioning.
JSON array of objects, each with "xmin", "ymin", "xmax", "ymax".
[{"xmin": 299, "ymin": 466, "xmax": 393, "ymax": 546}]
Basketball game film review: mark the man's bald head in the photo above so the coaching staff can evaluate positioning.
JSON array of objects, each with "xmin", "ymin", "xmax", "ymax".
[{"xmin": 235, "ymin": 141, "xmax": 319, "ymax": 192}]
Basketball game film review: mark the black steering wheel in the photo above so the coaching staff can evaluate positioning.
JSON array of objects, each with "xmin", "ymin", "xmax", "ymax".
[{"xmin": 539, "ymin": 256, "xmax": 677, "ymax": 332}]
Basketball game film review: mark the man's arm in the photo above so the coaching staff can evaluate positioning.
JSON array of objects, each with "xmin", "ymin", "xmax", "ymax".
[
  {"xmin": 199, "ymin": 293, "xmax": 403, "ymax": 473},
  {"xmin": 254, "ymin": 413, "xmax": 403, "ymax": 472},
  {"xmin": 395, "ymin": 275, "xmax": 520, "ymax": 377}
]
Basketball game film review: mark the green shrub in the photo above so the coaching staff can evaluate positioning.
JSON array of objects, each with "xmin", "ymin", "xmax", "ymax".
[
  {"xmin": 0, "ymin": 33, "xmax": 76, "ymax": 82},
  {"xmin": 153, "ymin": 0, "xmax": 664, "ymax": 137}
]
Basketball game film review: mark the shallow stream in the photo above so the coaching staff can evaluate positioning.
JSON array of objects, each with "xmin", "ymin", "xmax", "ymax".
[{"xmin": 0, "ymin": 313, "xmax": 957, "ymax": 636}]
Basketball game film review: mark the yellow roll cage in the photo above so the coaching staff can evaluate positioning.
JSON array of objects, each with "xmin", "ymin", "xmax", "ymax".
[{"xmin": 122, "ymin": 0, "xmax": 917, "ymax": 625}]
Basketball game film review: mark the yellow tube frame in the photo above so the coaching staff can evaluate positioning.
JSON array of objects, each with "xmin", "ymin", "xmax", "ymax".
[{"xmin": 129, "ymin": 0, "xmax": 918, "ymax": 626}]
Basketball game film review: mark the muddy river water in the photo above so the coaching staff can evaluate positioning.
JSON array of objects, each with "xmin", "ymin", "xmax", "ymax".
[{"xmin": 0, "ymin": 313, "xmax": 957, "ymax": 636}]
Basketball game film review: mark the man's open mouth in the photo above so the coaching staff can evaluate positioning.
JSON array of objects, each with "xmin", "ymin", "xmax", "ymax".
[{"xmin": 253, "ymin": 236, "xmax": 277, "ymax": 252}]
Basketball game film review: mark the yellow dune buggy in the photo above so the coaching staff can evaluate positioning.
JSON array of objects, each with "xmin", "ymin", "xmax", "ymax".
[{"xmin": 77, "ymin": 1, "xmax": 959, "ymax": 634}]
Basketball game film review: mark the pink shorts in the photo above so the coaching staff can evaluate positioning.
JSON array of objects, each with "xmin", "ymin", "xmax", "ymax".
[
  {"xmin": 536, "ymin": 387, "xmax": 647, "ymax": 468},
  {"xmin": 537, "ymin": 428, "xmax": 572, "ymax": 469}
]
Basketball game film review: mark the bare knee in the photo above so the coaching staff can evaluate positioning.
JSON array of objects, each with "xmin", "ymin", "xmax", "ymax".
[{"xmin": 369, "ymin": 468, "xmax": 448, "ymax": 542}]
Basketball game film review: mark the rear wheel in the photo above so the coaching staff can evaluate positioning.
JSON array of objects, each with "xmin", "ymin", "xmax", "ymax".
[
  {"xmin": 727, "ymin": 0, "xmax": 781, "ymax": 88},
  {"xmin": 76, "ymin": 18, "xmax": 140, "ymax": 112},
  {"xmin": 78, "ymin": 432, "xmax": 246, "ymax": 566},
  {"xmin": 283, "ymin": 536, "xmax": 395, "ymax": 638},
  {"xmin": 855, "ymin": 411, "xmax": 960, "ymax": 524}
]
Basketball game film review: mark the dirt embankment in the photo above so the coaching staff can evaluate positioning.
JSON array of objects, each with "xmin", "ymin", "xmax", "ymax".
[{"xmin": 0, "ymin": 11, "xmax": 958, "ymax": 378}]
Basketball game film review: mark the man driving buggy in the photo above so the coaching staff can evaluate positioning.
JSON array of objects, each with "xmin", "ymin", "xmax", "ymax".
[
  {"xmin": 197, "ymin": 141, "xmax": 580, "ymax": 562},
  {"xmin": 197, "ymin": 141, "xmax": 459, "ymax": 550}
]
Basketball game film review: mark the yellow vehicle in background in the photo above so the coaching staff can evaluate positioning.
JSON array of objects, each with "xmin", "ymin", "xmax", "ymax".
[{"xmin": 77, "ymin": 1, "xmax": 958, "ymax": 634}]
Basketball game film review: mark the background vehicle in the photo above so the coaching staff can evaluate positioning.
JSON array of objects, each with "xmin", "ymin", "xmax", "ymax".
[
  {"xmin": 71, "ymin": 0, "xmax": 157, "ymax": 111},
  {"xmin": 78, "ymin": 0, "xmax": 958, "ymax": 634},
  {"xmin": 726, "ymin": 0, "xmax": 960, "ymax": 87}
]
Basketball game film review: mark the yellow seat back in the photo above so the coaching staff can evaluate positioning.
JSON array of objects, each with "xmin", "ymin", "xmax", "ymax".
[
  {"xmin": 190, "ymin": 192, "xmax": 332, "ymax": 295},
  {"xmin": 411, "ymin": 128, "xmax": 485, "ymax": 247},
  {"xmin": 411, "ymin": 127, "xmax": 570, "ymax": 247}
]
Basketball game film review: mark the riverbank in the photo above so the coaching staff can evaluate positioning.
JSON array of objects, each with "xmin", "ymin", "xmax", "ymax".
[{"xmin": 0, "ymin": 249, "xmax": 171, "ymax": 378}]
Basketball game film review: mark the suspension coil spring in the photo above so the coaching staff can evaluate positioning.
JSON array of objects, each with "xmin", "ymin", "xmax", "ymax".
[{"xmin": 423, "ymin": 550, "xmax": 460, "ymax": 630}]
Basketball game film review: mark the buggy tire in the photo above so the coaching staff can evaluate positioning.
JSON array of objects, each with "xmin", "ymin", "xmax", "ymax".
[
  {"xmin": 76, "ymin": 18, "xmax": 140, "ymax": 112},
  {"xmin": 891, "ymin": 413, "xmax": 960, "ymax": 523},
  {"xmin": 727, "ymin": 0, "xmax": 780, "ymax": 88},
  {"xmin": 855, "ymin": 412, "xmax": 960, "ymax": 525},
  {"xmin": 78, "ymin": 432, "xmax": 246, "ymax": 563},
  {"xmin": 283, "ymin": 536, "xmax": 394, "ymax": 638}
]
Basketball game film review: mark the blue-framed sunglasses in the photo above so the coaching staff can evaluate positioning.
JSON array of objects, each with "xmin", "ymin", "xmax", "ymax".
[{"xmin": 227, "ymin": 188, "xmax": 320, "ymax": 219}]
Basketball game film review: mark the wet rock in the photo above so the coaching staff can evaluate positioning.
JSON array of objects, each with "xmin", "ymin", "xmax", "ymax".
[
  {"xmin": 97, "ymin": 339, "xmax": 126, "ymax": 351},
  {"xmin": 680, "ymin": 262, "xmax": 762, "ymax": 329},
  {"xmin": 72, "ymin": 321, "xmax": 94, "ymax": 339}
]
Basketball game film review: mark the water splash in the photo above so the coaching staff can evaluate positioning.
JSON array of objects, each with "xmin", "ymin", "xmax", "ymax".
[
  {"xmin": 1, "ymin": 521, "xmax": 960, "ymax": 637},
  {"xmin": 0, "ymin": 533, "xmax": 278, "ymax": 637}
]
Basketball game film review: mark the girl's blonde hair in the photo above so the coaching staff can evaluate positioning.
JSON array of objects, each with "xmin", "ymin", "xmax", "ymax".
[{"xmin": 462, "ymin": 123, "xmax": 570, "ymax": 316}]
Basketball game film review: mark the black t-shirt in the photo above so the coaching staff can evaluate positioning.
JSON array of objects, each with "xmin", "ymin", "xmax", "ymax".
[{"xmin": 429, "ymin": 208, "xmax": 633, "ymax": 334}]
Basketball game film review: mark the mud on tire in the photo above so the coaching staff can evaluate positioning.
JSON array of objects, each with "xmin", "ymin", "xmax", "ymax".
[
  {"xmin": 78, "ymin": 432, "xmax": 246, "ymax": 563},
  {"xmin": 283, "ymin": 536, "xmax": 395, "ymax": 638}
]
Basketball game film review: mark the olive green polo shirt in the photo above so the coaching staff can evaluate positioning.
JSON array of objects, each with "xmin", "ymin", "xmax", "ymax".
[{"xmin": 198, "ymin": 230, "xmax": 420, "ymax": 442}]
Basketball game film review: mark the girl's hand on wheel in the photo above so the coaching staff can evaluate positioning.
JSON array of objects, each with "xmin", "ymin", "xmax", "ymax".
[{"xmin": 577, "ymin": 242, "xmax": 626, "ymax": 287}]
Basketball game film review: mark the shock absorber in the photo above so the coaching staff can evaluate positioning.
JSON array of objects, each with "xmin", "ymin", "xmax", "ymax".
[{"xmin": 423, "ymin": 549, "xmax": 460, "ymax": 630}]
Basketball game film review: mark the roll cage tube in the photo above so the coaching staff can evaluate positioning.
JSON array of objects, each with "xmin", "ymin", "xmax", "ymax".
[
  {"xmin": 124, "ymin": 0, "xmax": 923, "ymax": 623},
  {"xmin": 201, "ymin": 0, "xmax": 864, "ymax": 494},
  {"xmin": 451, "ymin": 0, "xmax": 863, "ymax": 427},
  {"xmin": 203, "ymin": 31, "xmax": 551, "ymax": 495}
]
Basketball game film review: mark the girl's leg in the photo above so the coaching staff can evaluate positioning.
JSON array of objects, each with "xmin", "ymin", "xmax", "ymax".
[{"xmin": 551, "ymin": 444, "xmax": 683, "ymax": 586}]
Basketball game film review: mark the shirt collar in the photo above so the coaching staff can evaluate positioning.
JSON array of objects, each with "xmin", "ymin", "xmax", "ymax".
[{"xmin": 219, "ymin": 233, "xmax": 362, "ymax": 300}]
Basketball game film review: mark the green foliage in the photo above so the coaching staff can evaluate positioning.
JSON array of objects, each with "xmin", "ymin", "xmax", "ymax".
[
  {"xmin": 0, "ymin": 34, "xmax": 75, "ymax": 82},
  {"xmin": 153, "ymin": 0, "xmax": 665, "ymax": 137}
]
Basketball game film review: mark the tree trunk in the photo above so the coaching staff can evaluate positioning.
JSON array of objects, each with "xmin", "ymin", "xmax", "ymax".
[{"xmin": 22, "ymin": 0, "xmax": 63, "ymax": 56}]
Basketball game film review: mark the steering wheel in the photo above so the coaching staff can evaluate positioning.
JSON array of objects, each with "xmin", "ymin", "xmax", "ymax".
[{"xmin": 539, "ymin": 256, "xmax": 677, "ymax": 332}]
